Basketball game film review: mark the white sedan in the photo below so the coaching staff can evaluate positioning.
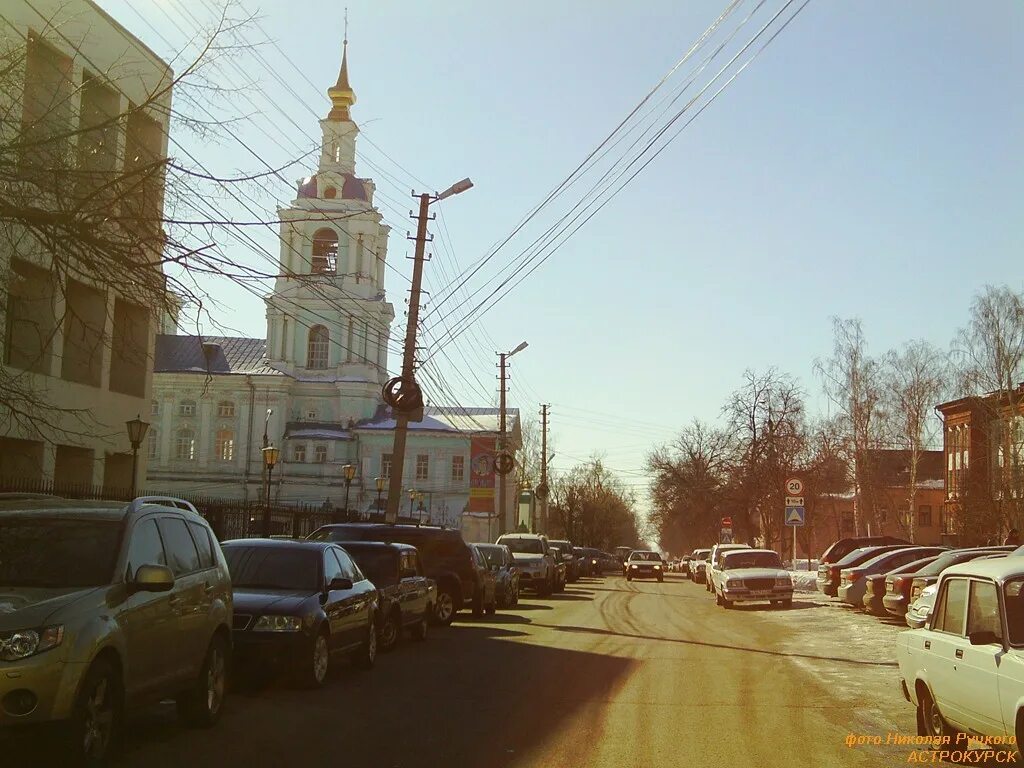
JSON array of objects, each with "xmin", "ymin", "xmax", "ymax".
[
  {"xmin": 717, "ymin": 549, "xmax": 794, "ymax": 609},
  {"xmin": 897, "ymin": 558, "xmax": 1024, "ymax": 744}
]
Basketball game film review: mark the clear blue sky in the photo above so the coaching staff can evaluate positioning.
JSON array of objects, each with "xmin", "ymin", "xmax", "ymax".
[{"xmin": 100, "ymin": 0, "xmax": 1022, "ymax": 515}]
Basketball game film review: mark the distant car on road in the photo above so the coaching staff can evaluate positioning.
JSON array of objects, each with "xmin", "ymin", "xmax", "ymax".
[
  {"xmin": 476, "ymin": 543, "xmax": 520, "ymax": 608},
  {"xmin": 496, "ymin": 533, "xmax": 557, "ymax": 596},
  {"xmin": 224, "ymin": 539, "xmax": 378, "ymax": 685},
  {"xmin": 690, "ymin": 548, "xmax": 712, "ymax": 583},
  {"xmin": 547, "ymin": 543, "xmax": 569, "ymax": 592},
  {"xmin": 707, "ymin": 543, "xmax": 751, "ymax": 595},
  {"xmin": 548, "ymin": 539, "xmax": 580, "ymax": 583},
  {"xmin": 625, "ymin": 550, "xmax": 665, "ymax": 582},
  {"xmin": 897, "ymin": 557, "xmax": 1024, "ymax": 744},
  {"xmin": 467, "ymin": 544, "xmax": 499, "ymax": 616},
  {"xmin": 716, "ymin": 549, "xmax": 793, "ymax": 609},
  {"xmin": 0, "ymin": 496, "xmax": 232, "ymax": 765},
  {"xmin": 577, "ymin": 547, "xmax": 604, "ymax": 577}
]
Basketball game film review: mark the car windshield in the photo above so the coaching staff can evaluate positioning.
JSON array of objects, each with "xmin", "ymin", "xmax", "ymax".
[
  {"xmin": 343, "ymin": 547, "xmax": 398, "ymax": 586},
  {"xmin": 695, "ymin": 550, "xmax": 711, "ymax": 559},
  {"xmin": 723, "ymin": 552, "xmax": 782, "ymax": 569},
  {"xmin": 503, "ymin": 538, "xmax": 544, "ymax": 554},
  {"xmin": 0, "ymin": 517, "xmax": 124, "ymax": 587},
  {"xmin": 629, "ymin": 552, "xmax": 661, "ymax": 561},
  {"xmin": 224, "ymin": 546, "xmax": 319, "ymax": 591}
]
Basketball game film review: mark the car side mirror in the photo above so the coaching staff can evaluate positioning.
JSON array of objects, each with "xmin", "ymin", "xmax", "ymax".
[
  {"xmin": 968, "ymin": 630, "xmax": 1000, "ymax": 646},
  {"xmin": 328, "ymin": 577, "xmax": 354, "ymax": 591},
  {"xmin": 132, "ymin": 564, "xmax": 174, "ymax": 593}
]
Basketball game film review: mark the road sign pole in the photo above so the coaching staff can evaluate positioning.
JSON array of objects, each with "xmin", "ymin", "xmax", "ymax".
[{"xmin": 792, "ymin": 522, "xmax": 797, "ymax": 567}]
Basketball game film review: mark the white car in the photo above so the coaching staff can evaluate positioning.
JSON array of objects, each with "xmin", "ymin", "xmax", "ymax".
[
  {"xmin": 690, "ymin": 549, "xmax": 711, "ymax": 583},
  {"xmin": 706, "ymin": 543, "xmax": 751, "ymax": 596},
  {"xmin": 495, "ymin": 534, "xmax": 556, "ymax": 597},
  {"xmin": 717, "ymin": 549, "xmax": 793, "ymax": 609},
  {"xmin": 897, "ymin": 558, "xmax": 1024, "ymax": 744}
]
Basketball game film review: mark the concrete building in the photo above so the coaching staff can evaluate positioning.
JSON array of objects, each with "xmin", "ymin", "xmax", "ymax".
[
  {"xmin": 0, "ymin": 0, "xmax": 171, "ymax": 490},
  {"xmin": 148, "ymin": 41, "xmax": 521, "ymax": 537}
]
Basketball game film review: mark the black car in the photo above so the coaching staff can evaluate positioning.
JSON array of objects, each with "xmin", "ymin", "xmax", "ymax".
[
  {"xmin": 548, "ymin": 539, "xmax": 580, "ymax": 582},
  {"xmin": 333, "ymin": 542, "xmax": 434, "ymax": 651},
  {"xmin": 816, "ymin": 545, "xmax": 910, "ymax": 596},
  {"xmin": 222, "ymin": 539, "xmax": 378, "ymax": 686},
  {"xmin": 308, "ymin": 523, "xmax": 481, "ymax": 626},
  {"xmin": 578, "ymin": 547, "xmax": 604, "ymax": 577}
]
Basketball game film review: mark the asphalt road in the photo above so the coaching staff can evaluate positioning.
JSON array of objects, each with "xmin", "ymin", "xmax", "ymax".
[{"xmin": 9, "ymin": 573, "xmax": 924, "ymax": 767}]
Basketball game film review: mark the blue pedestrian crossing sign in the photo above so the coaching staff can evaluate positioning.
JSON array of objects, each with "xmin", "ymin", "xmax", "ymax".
[{"xmin": 785, "ymin": 506, "xmax": 805, "ymax": 526}]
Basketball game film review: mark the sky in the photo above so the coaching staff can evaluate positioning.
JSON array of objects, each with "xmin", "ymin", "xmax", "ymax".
[{"xmin": 97, "ymin": 0, "xmax": 1022, "ymax": 519}]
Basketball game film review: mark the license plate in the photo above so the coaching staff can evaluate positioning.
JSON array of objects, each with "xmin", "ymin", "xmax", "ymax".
[{"xmin": 750, "ymin": 590, "xmax": 772, "ymax": 597}]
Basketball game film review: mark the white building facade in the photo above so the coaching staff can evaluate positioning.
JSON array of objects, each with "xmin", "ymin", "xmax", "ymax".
[{"xmin": 148, "ymin": 43, "xmax": 521, "ymax": 535}]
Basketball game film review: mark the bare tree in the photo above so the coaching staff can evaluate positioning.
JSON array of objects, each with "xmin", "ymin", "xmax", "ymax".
[
  {"xmin": 880, "ymin": 340, "xmax": 948, "ymax": 541},
  {"xmin": 550, "ymin": 456, "xmax": 641, "ymax": 550}
]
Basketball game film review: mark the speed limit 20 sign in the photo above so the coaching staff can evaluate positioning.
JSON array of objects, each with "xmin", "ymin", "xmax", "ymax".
[{"xmin": 785, "ymin": 477, "xmax": 803, "ymax": 496}]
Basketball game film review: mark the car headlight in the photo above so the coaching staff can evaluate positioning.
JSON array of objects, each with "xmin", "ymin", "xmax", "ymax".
[
  {"xmin": 775, "ymin": 577, "xmax": 792, "ymax": 587},
  {"xmin": 725, "ymin": 579, "xmax": 741, "ymax": 588},
  {"xmin": 630, "ymin": 564, "xmax": 638, "ymax": 569},
  {"xmin": 252, "ymin": 615, "xmax": 303, "ymax": 632},
  {"xmin": 591, "ymin": 559, "xmax": 598, "ymax": 565},
  {"xmin": 921, "ymin": 584, "xmax": 937, "ymax": 598},
  {"xmin": 654, "ymin": 565, "xmax": 662, "ymax": 570},
  {"xmin": 0, "ymin": 625, "xmax": 64, "ymax": 661}
]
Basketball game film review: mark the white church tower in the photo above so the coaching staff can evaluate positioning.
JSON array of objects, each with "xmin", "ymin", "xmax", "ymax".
[{"xmin": 264, "ymin": 36, "xmax": 395, "ymax": 425}]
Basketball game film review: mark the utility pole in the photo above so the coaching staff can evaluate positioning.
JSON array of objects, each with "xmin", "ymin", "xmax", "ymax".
[
  {"xmin": 384, "ymin": 192, "xmax": 431, "ymax": 524},
  {"xmin": 498, "ymin": 352, "xmax": 508, "ymax": 537},
  {"xmin": 540, "ymin": 404, "xmax": 549, "ymax": 534},
  {"xmin": 382, "ymin": 179, "xmax": 474, "ymax": 524}
]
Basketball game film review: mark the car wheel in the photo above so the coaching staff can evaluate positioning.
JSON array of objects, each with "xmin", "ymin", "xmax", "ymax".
[
  {"xmin": 722, "ymin": 596, "xmax": 733, "ymax": 609},
  {"xmin": 379, "ymin": 609, "xmax": 401, "ymax": 652},
  {"xmin": 782, "ymin": 599, "xmax": 793, "ymax": 609},
  {"xmin": 353, "ymin": 616, "xmax": 377, "ymax": 670},
  {"xmin": 626, "ymin": 575, "xmax": 632, "ymax": 582},
  {"xmin": 485, "ymin": 597, "xmax": 496, "ymax": 616},
  {"xmin": 434, "ymin": 584, "xmax": 458, "ymax": 626},
  {"xmin": 918, "ymin": 687, "xmax": 952, "ymax": 739},
  {"xmin": 177, "ymin": 633, "xmax": 228, "ymax": 727},
  {"xmin": 715, "ymin": 591, "xmax": 723, "ymax": 606},
  {"xmin": 67, "ymin": 657, "xmax": 123, "ymax": 766},
  {"xmin": 538, "ymin": 576, "xmax": 553, "ymax": 597},
  {"xmin": 657, "ymin": 576, "xmax": 664, "ymax": 583},
  {"xmin": 411, "ymin": 608, "xmax": 429, "ymax": 642},
  {"xmin": 512, "ymin": 583, "xmax": 520, "ymax": 606},
  {"xmin": 472, "ymin": 590, "xmax": 485, "ymax": 617},
  {"xmin": 299, "ymin": 629, "xmax": 331, "ymax": 688}
]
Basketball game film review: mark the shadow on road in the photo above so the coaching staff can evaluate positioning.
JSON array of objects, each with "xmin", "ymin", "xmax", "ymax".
[{"xmin": 728, "ymin": 600, "xmax": 827, "ymax": 612}]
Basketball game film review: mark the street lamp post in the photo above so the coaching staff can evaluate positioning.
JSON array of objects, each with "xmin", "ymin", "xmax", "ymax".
[
  {"xmin": 342, "ymin": 464, "xmax": 355, "ymax": 518},
  {"xmin": 408, "ymin": 488, "xmax": 417, "ymax": 519},
  {"xmin": 374, "ymin": 477, "xmax": 385, "ymax": 519},
  {"xmin": 261, "ymin": 445, "xmax": 280, "ymax": 537},
  {"xmin": 125, "ymin": 415, "xmax": 150, "ymax": 498},
  {"xmin": 493, "ymin": 341, "xmax": 528, "ymax": 541}
]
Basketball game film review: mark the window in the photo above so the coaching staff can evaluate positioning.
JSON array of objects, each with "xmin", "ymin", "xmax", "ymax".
[
  {"xmin": 158, "ymin": 518, "xmax": 201, "ymax": 576},
  {"xmin": 175, "ymin": 429, "xmax": 196, "ymax": 461},
  {"xmin": 215, "ymin": 430, "xmax": 235, "ymax": 461},
  {"xmin": 934, "ymin": 579, "xmax": 968, "ymax": 635},
  {"xmin": 966, "ymin": 581, "xmax": 1001, "ymax": 642},
  {"xmin": 217, "ymin": 401, "xmax": 235, "ymax": 417},
  {"xmin": 382, "ymin": 453, "xmax": 392, "ymax": 478},
  {"xmin": 307, "ymin": 325, "xmax": 329, "ymax": 369},
  {"xmin": 415, "ymin": 454, "xmax": 429, "ymax": 481},
  {"xmin": 147, "ymin": 429, "xmax": 159, "ymax": 460},
  {"xmin": 452, "ymin": 455, "xmax": 465, "ymax": 482},
  {"xmin": 323, "ymin": 549, "xmax": 344, "ymax": 587},
  {"xmin": 76, "ymin": 72, "xmax": 119, "ymax": 203},
  {"xmin": 311, "ymin": 228, "xmax": 338, "ymax": 273},
  {"xmin": 918, "ymin": 505, "xmax": 933, "ymax": 528},
  {"xmin": 306, "ymin": 407, "xmax": 318, "ymax": 420},
  {"xmin": 964, "ymin": 449, "xmax": 969, "ymax": 469},
  {"xmin": 314, "ymin": 445, "xmax": 328, "ymax": 463},
  {"xmin": 60, "ymin": 279, "xmax": 106, "ymax": 387},
  {"xmin": 21, "ymin": 32, "xmax": 73, "ymax": 187},
  {"xmin": 4, "ymin": 258, "xmax": 56, "ymax": 374},
  {"xmin": 151, "ymin": 400, "xmax": 160, "ymax": 416},
  {"xmin": 109, "ymin": 298, "xmax": 149, "ymax": 397},
  {"xmin": 188, "ymin": 522, "xmax": 215, "ymax": 570},
  {"xmin": 179, "ymin": 400, "xmax": 196, "ymax": 417},
  {"xmin": 293, "ymin": 444, "xmax": 306, "ymax": 463},
  {"xmin": 122, "ymin": 109, "xmax": 164, "ymax": 232},
  {"xmin": 125, "ymin": 518, "xmax": 165, "ymax": 580},
  {"xmin": 334, "ymin": 547, "xmax": 362, "ymax": 581}
]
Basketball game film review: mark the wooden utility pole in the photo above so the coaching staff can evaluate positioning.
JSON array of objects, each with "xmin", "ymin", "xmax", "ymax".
[
  {"xmin": 539, "ymin": 403, "xmax": 549, "ymax": 534},
  {"xmin": 384, "ymin": 192, "xmax": 432, "ymax": 523},
  {"xmin": 498, "ymin": 351, "xmax": 508, "ymax": 537}
]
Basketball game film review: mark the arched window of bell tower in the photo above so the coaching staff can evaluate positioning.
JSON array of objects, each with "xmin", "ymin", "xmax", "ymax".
[{"xmin": 311, "ymin": 228, "xmax": 338, "ymax": 273}]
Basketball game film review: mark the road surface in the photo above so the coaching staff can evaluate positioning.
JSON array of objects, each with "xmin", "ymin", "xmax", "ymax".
[{"xmin": 10, "ymin": 574, "xmax": 921, "ymax": 767}]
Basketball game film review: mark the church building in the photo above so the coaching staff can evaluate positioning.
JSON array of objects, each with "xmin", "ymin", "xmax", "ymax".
[{"xmin": 148, "ymin": 40, "xmax": 520, "ymax": 539}]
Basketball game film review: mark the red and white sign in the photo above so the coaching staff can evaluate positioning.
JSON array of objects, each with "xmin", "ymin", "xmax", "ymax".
[
  {"xmin": 785, "ymin": 477, "xmax": 803, "ymax": 496},
  {"xmin": 721, "ymin": 517, "xmax": 732, "ymax": 528}
]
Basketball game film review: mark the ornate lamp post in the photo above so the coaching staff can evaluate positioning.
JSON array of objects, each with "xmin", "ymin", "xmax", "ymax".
[
  {"xmin": 375, "ymin": 477, "xmax": 385, "ymax": 516},
  {"xmin": 342, "ymin": 464, "xmax": 355, "ymax": 517},
  {"xmin": 407, "ymin": 488, "xmax": 417, "ymax": 518},
  {"xmin": 125, "ymin": 415, "xmax": 150, "ymax": 498},
  {"xmin": 261, "ymin": 445, "xmax": 280, "ymax": 537}
]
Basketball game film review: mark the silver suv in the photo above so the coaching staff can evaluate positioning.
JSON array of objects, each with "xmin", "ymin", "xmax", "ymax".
[{"xmin": 0, "ymin": 495, "xmax": 233, "ymax": 763}]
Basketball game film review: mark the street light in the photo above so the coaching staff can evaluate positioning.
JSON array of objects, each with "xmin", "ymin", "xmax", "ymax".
[
  {"xmin": 375, "ymin": 477, "xmax": 385, "ymax": 516},
  {"xmin": 435, "ymin": 177, "xmax": 474, "ymax": 202},
  {"xmin": 125, "ymin": 415, "xmax": 150, "ymax": 498},
  {"xmin": 342, "ymin": 464, "xmax": 356, "ymax": 517},
  {"xmin": 261, "ymin": 445, "xmax": 280, "ymax": 537},
  {"xmin": 408, "ymin": 488, "xmax": 417, "ymax": 518}
]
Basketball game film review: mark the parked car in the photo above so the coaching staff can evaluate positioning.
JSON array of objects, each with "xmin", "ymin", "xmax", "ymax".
[
  {"xmin": 817, "ymin": 545, "xmax": 912, "ymax": 597},
  {"xmin": 476, "ymin": 543, "xmax": 520, "ymax": 608},
  {"xmin": 0, "ymin": 495, "xmax": 232, "ymax": 765},
  {"xmin": 224, "ymin": 539, "xmax": 378, "ymax": 683},
  {"xmin": 308, "ymin": 523, "xmax": 479, "ymax": 626},
  {"xmin": 819, "ymin": 535, "xmax": 911, "ymax": 566},
  {"xmin": 717, "ymin": 549, "xmax": 793, "ymax": 609},
  {"xmin": 883, "ymin": 547, "xmax": 1015, "ymax": 619},
  {"xmin": 896, "ymin": 557, "xmax": 1024, "ymax": 744},
  {"xmin": 836, "ymin": 547, "xmax": 948, "ymax": 608},
  {"xmin": 679, "ymin": 556, "xmax": 692, "ymax": 577},
  {"xmin": 860, "ymin": 555, "xmax": 943, "ymax": 616},
  {"xmin": 548, "ymin": 539, "xmax": 580, "ymax": 582},
  {"xmin": 547, "ymin": 543, "xmax": 569, "ymax": 592},
  {"xmin": 330, "ymin": 541, "xmax": 434, "ymax": 651},
  {"xmin": 690, "ymin": 548, "xmax": 712, "ymax": 583},
  {"xmin": 624, "ymin": 550, "xmax": 665, "ymax": 582},
  {"xmin": 904, "ymin": 552, "xmax": 1010, "ymax": 629},
  {"xmin": 707, "ymin": 543, "xmax": 751, "ymax": 595},
  {"xmin": 599, "ymin": 551, "xmax": 621, "ymax": 574},
  {"xmin": 496, "ymin": 533, "xmax": 557, "ymax": 596}
]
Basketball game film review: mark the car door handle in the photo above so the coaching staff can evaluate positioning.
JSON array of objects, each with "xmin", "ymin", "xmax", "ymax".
[
  {"xmin": 924, "ymin": 641, "xmax": 930, "ymax": 650},
  {"xmin": 203, "ymin": 582, "xmax": 215, "ymax": 595},
  {"xmin": 168, "ymin": 595, "xmax": 182, "ymax": 607},
  {"xmin": 955, "ymin": 649, "xmax": 964, "ymax": 659}
]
